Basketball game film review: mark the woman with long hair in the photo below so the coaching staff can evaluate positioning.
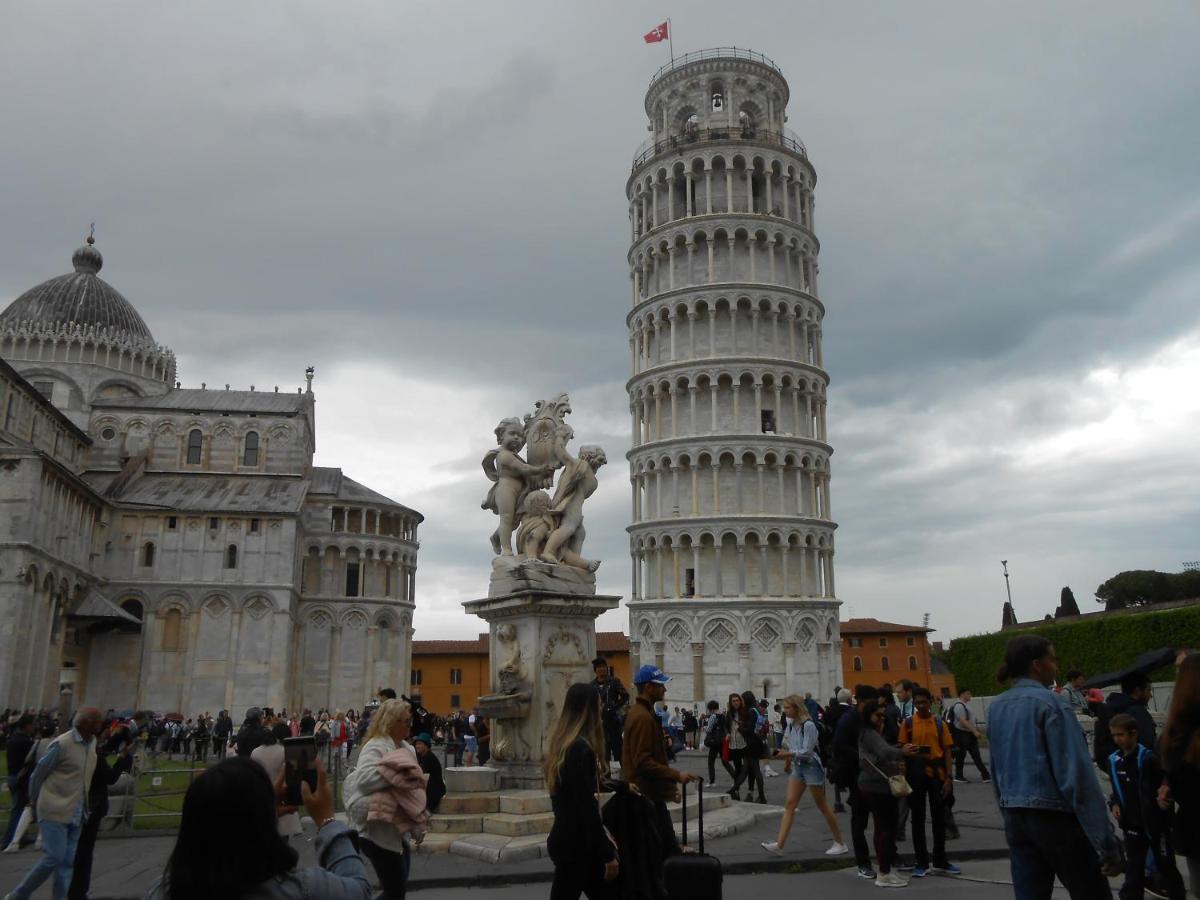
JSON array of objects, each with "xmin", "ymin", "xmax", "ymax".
[
  {"xmin": 545, "ymin": 683, "xmax": 629, "ymax": 900},
  {"xmin": 725, "ymin": 693, "xmax": 746, "ymax": 800},
  {"xmin": 732, "ymin": 690, "xmax": 766, "ymax": 804},
  {"xmin": 145, "ymin": 756, "xmax": 368, "ymax": 899},
  {"xmin": 858, "ymin": 699, "xmax": 918, "ymax": 888},
  {"xmin": 703, "ymin": 699, "xmax": 737, "ymax": 786},
  {"xmin": 761, "ymin": 695, "xmax": 847, "ymax": 857},
  {"xmin": 342, "ymin": 699, "xmax": 422, "ymax": 899},
  {"xmin": 1161, "ymin": 653, "xmax": 1200, "ymax": 897}
]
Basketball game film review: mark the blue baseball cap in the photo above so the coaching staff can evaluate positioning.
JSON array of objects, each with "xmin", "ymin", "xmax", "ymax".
[{"xmin": 633, "ymin": 665, "xmax": 672, "ymax": 686}]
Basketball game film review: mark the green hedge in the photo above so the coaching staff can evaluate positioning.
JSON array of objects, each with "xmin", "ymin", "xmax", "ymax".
[{"xmin": 935, "ymin": 604, "xmax": 1200, "ymax": 695}]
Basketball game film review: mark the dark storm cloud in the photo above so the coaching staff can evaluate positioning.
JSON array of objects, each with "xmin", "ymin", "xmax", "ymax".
[{"xmin": 2, "ymin": 1, "xmax": 1198, "ymax": 640}]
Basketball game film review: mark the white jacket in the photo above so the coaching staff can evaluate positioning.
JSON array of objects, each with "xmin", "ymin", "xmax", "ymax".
[{"xmin": 343, "ymin": 736, "xmax": 416, "ymax": 852}]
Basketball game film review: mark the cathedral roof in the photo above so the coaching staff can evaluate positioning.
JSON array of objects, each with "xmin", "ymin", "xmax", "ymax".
[
  {"xmin": 90, "ymin": 471, "xmax": 309, "ymax": 514},
  {"xmin": 0, "ymin": 238, "xmax": 155, "ymax": 343},
  {"xmin": 92, "ymin": 388, "xmax": 309, "ymax": 415},
  {"xmin": 310, "ymin": 466, "xmax": 424, "ymax": 519}
]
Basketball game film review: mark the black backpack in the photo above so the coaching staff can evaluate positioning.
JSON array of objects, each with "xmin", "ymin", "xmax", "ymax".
[
  {"xmin": 703, "ymin": 713, "xmax": 725, "ymax": 749},
  {"xmin": 1092, "ymin": 702, "xmax": 1117, "ymax": 770}
]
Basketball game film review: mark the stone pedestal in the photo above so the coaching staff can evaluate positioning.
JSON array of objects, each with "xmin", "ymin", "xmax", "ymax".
[{"xmin": 463, "ymin": 588, "xmax": 619, "ymax": 789}]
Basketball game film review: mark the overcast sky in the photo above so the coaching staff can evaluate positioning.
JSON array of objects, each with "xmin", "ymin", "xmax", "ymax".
[{"xmin": 3, "ymin": 2, "xmax": 1198, "ymax": 643}]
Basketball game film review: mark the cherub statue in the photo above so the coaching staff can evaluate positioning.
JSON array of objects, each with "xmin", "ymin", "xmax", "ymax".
[
  {"xmin": 514, "ymin": 490, "xmax": 555, "ymax": 561},
  {"xmin": 481, "ymin": 418, "xmax": 556, "ymax": 556},
  {"xmin": 540, "ymin": 428, "xmax": 607, "ymax": 572}
]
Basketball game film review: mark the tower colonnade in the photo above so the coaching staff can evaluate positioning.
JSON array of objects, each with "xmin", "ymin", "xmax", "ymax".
[{"xmin": 624, "ymin": 49, "xmax": 841, "ymax": 703}]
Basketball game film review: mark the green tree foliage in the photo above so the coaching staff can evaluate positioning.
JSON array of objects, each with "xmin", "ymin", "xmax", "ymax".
[
  {"xmin": 1055, "ymin": 586, "xmax": 1081, "ymax": 618},
  {"xmin": 935, "ymin": 604, "xmax": 1200, "ymax": 696},
  {"xmin": 1094, "ymin": 570, "xmax": 1200, "ymax": 610}
]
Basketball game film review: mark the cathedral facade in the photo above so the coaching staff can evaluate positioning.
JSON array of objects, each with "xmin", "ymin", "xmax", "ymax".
[{"xmin": 0, "ymin": 238, "xmax": 421, "ymax": 715}]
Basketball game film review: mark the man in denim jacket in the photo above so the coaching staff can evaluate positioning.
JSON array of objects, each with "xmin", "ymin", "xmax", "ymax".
[{"xmin": 987, "ymin": 634, "xmax": 1123, "ymax": 899}]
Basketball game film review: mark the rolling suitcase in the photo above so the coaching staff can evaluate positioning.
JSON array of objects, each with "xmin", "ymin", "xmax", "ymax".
[{"xmin": 662, "ymin": 779, "xmax": 723, "ymax": 899}]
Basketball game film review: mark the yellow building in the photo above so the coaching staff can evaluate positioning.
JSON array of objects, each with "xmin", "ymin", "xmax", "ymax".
[{"xmin": 412, "ymin": 632, "xmax": 632, "ymax": 715}]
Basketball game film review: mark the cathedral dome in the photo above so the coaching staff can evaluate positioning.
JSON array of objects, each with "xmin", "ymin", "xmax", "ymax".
[{"xmin": 0, "ymin": 238, "xmax": 154, "ymax": 343}]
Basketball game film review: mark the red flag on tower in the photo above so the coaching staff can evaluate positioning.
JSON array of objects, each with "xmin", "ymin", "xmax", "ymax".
[{"xmin": 644, "ymin": 21, "xmax": 669, "ymax": 44}]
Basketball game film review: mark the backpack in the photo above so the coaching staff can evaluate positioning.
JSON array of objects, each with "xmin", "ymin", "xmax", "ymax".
[
  {"xmin": 755, "ymin": 711, "xmax": 771, "ymax": 738},
  {"xmin": 703, "ymin": 713, "xmax": 725, "ymax": 749},
  {"xmin": 942, "ymin": 700, "xmax": 964, "ymax": 726},
  {"xmin": 1093, "ymin": 702, "xmax": 1117, "ymax": 770}
]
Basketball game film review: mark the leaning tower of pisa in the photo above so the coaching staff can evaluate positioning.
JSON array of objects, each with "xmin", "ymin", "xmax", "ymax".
[{"xmin": 625, "ymin": 49, "xmax": 842, "ymax": 704}]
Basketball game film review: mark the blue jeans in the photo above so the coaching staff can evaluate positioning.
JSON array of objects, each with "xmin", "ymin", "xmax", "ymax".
[
  {"xmin": 3, "ymin": 775, "xmax": 26, "ymax": 848},
  {"xmin": 9, "ymin": 818, "xmax": 83, "ymax": 900},
  {"xmin": 1002, "ymin": 808, "xmax": 1113, "ymax": 899}
]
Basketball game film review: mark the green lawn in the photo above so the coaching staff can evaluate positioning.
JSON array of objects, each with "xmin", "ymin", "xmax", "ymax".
[{"xmin": 1, "ymin": 751, "xmax": 350, "ymax": 832}]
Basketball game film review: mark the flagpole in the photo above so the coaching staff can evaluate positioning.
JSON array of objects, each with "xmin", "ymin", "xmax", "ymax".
[{"xmin": 668, "ymin": 18, "xmax": 674, "ymax": 61}]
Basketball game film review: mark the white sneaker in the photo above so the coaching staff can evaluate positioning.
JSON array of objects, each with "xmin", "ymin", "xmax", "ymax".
[
  {"xmin": 760, "ymin": 840, "xmax": 782, "ymax": 856},
  {"xmin": 1, "ymin": 843, "xmax": 18, "ymax": 853},
  {"xmin": 875, "ymin": 871, "xmax": 909, "ymax": 887},
  {"xmin": 826, "ymin": 841, "xmax": 849, "ymax": 855}
]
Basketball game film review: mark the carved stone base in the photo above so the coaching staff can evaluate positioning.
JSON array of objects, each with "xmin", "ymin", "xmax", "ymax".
[
  {"xmin": 489, "ymin": 556, "xmax": 596, "ymax": 599},
  {"xmin": 463, "ymin": 589, "xmax": 620, "ymax": 790}
]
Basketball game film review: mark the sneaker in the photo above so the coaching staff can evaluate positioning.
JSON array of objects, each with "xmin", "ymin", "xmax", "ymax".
[
  {"xmin": 826, "ymin": 842, "xmax": 848, "ymax": 856},
  {"xmin": 857, "ymin": 865, "xmax": 877, "ymax": 879},
  {"xmin": 761, "ymin": 841, "xmax": 782, "ymax": 856},
  {"xmin": 982, "ymin": 777, "xmax": 991, "ymax": 783},
  {"xmin": 756, "ymin": 795, "xmax": 767, "ymax": 804},
  {"xmin": 946, "ymin": 828, "xmax": 961, "ymax": 840},
  {"xmin": 896, "ymin": 863, "xmax": 914, "ymax": 871},
  {"xmin": 1, "ymin": 843, "xmax": 18, "ymax": 854},
  {"xmin": 912, "ymin": 867, "xmax": 928, "ymax": 878},
  {"xmin": 875, "ymin": 871, "xmax": 909, "ymax": 887},
  {"xmin": 953, "ymin": 777, "xmax": 968, "ymax": 784},
  {"xmin": 930, "ymin": 863, "xmax": 962, "ymax": 876}
]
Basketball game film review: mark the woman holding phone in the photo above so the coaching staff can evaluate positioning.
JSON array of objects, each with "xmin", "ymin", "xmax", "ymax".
[
  {"xmin": 761, "ymin": 695, "xmax": 847, "ymax": 857},
  {"xmin": 146, "ymin": 756, "xmax": 369, "ymax": 899},
  {"xmin": 251, "ymin": 722, "xmax": 303, "ymax": 840}
]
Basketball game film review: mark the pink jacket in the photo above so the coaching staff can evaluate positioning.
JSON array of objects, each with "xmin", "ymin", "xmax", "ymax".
[{"xmin": 365, "ymin": 747, "xmax": 430, "ymax": 836}]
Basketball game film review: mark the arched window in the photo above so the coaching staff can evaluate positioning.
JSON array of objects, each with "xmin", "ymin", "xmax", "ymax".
[
  {"xmin": 881, "ymin": 656, "xmax": 890, "ymax": 672},
  {"xmin": 853, "ymin": 656, "xmax": 862, "ymax": 672},
  {"xmin": 162, "ymin": 608, "xmax": 183, "ymax": 651},
  {"xmin": 909, "ymin": 655, "xmax": 918, "ymax": 671},
  {"xmin": 711, "ymin": 83, "xmax": 724, "ymax": 112},
  {"xmin": 186, "ymin": 429, "xmax": 203, "ymax": 464},
  {"xmin": 243, "ymin": 431, "xmax": 259, "ymax": 467},
  {"xmin": 142, "ymin": 542, "xmax": 155, "ymax": 567},
  {"xmin": 225, "ymin": 544, "xmax": 238, "ymax": 569},
  {"xmin": 120, "ymin": 598, "xmax": 144, "ymax": 622}
]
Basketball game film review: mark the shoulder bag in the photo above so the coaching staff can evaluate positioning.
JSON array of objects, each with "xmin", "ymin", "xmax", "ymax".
[{"xmin": 864, "ymin": 756, "xmax": 912, "ymax": 798}]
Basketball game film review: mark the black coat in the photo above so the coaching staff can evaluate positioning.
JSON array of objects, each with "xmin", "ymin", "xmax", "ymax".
[
  {"xmin": 601, "ymin": 787, "xmax": 668, "ymax": 900},
  {"xmin": 88, "ymin": 746, "xmax": 133, "ymax": 818},
  {"xmin": 1163, "ymin": 712, "xmax": 1200, "ymax": 855},
  {"xmin": 548, "ymin": 740, "xmax": 617, "ymax": 873},
  {"xmin": 418, "ymin": 750, "xmax": 446, "ymax": 812}
]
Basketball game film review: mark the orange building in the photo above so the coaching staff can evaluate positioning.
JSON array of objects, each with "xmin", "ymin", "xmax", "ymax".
[
  {"xmin": 411, "ymin": 632, "xmax": 632, "ymax": 715},
  {"xmin": 839, "ymin": 618, "xmax": 957, "ymax": 700}
]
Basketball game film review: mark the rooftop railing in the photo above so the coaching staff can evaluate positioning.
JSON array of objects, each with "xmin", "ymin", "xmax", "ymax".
[
  {"xmin": 632, "ymin": 125, "xmax": 807, "ymax": 171},
  {"xmin": 649, "ymin": 48, "xmax": 782, "ymax": 84}
]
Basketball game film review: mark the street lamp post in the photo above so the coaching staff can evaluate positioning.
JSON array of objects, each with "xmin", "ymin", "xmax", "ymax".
[{"xmin": 1001, "ymin": 560, "xmax": 1013, "ymax": 608}]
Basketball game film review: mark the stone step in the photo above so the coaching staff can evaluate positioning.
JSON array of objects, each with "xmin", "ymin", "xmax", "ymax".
[
  {"xmin": 444, "ymin": 831, "xmax": 551, "ymax": 864},
  {"xmin": 673, "ymin": 800, "xmax": 785, "ymax": 842},
  {"xmin": 438, "ymin": 792, "xmax": 500, "ymax": 814},
  {"xmin": 428, "ymin": 813, "xmax": 484, "ymax": 834},
  {"xmin": 445, "ymin": 766, "xmax": 499, "ymax": 793},
  {"xmin": 498, "ymin": 789, "xmax": 552, "ymax": 815},
  {"xmin": 483, "ymin": 811, "xmax": 556, "ymax": 837},
  {"xmin": 664, "ymin": 791, "xmax": 731, "ymax": 823}
]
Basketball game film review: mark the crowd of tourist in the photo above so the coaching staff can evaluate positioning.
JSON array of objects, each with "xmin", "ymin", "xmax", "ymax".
[{"xmin": 2, "ymin": 643, "xmax": 1199, "ymax": 898}]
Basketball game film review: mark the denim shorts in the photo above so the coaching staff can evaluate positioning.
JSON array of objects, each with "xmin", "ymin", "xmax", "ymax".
[
  {"xmin": 465, "ymin": 736, "xmax": 478, "ymax": 753},
  {"xmin": 790, "ymin": 759, "xmax": 826, "ymax": 786}
]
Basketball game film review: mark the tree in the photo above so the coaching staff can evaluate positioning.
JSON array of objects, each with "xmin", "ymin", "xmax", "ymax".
[
  {"xmin": 1055, "ymin": 586, "xmax": 1081, "ymax": 618},
  {"xmin": 1095, "ymin": 569, "xmax": 1200, "ymax": 609}
]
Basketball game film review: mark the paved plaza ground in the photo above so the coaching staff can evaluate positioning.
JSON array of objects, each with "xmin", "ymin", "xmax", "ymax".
[{"xmin": 0, "ymin": 746, "xmax": 1132, "ymax": 898}]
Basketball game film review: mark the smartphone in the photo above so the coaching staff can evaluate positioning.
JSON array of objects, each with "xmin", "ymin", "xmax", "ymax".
[
  {"xmin": 283, "ymin": 736, "xmax": 318, "ymax": 806},
  {"xmin": 917, "ymin": 745, "xmax": 932, "ymax": 754}
]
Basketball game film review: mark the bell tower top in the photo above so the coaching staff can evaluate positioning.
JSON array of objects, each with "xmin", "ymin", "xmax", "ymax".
[{"xmin": 643, "ymin": 48, "xmax": 790, "ymax": 142}]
